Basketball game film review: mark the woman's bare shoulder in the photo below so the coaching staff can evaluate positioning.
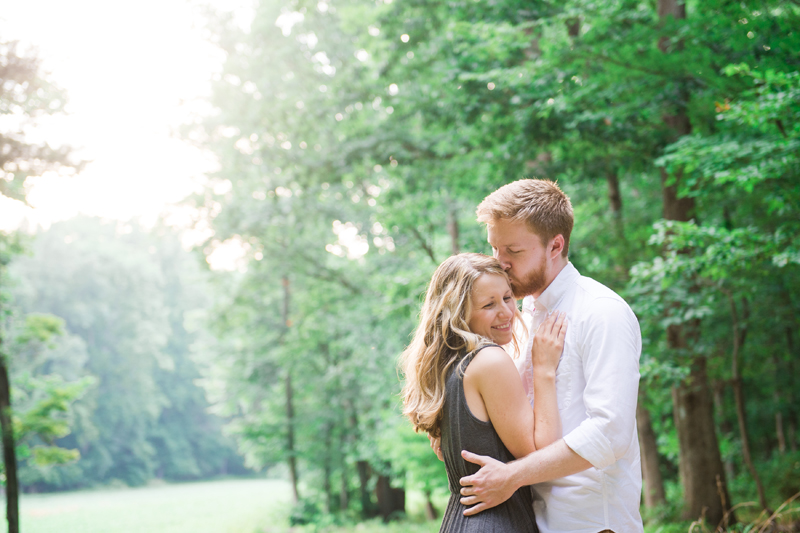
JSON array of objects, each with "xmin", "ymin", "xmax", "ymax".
[{"xmin": 466, "ymin": 345, "xmax": 516, "ymax": 374}]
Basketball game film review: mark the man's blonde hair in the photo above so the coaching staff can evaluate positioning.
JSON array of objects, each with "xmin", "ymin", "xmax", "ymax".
[
  {"xmin": 400, "ymin": 253, "xmax": 523, "ymax": 438},
  {"xmin": 476, "ymin": 179, "xmax": 573, "ymax": 258}
]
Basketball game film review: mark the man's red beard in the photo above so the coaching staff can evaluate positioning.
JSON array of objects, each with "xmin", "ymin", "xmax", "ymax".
[{"xmin": 509, "ymin": 258, "xmax": 548, "ymax": 299}]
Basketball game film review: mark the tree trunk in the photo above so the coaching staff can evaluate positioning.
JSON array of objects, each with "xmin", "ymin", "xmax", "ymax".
[
  {"xmin": 339, "ymin": 431, "xmax": 349, "ymax": 511},
  {"xmin": 375, "ymin": 474, "xmax": 405, "ymax": 521},
  {"xmin": 713, "ymin": 383, "xmax": 736, "ymax": 483},
  {"xmin": 566, "ymin": 17, "xmax": 581, "ymax": 38},
  {"xmin": 447, "ymin": 207, "xmax": 459, "ymax": 256},
  {"xmin": 323, "ymin": 423, "xmax": 333, "ymax": 513},
  {"xmin": 606, "ymin": 170, "xmax": 623, "ymax": 217},
  {"xmin": 0, "ymin": 353, "xmax": 19, "ymax": 533},
  {"xmin": 668, "ymin": 263, "xmax": 732, "ymax": 525},
  {"xmin": 660, "ymin": 168, "xmax": 695, "ymax": 219},
  {"xmin": 726, "ymin": 294, "xmax": 770, "ymax": 512},
  {"xmin": 776, "ymin": 410, "xmax": 786, "ymax": 454},
  {"xmin": 606, "ymin": 169, "xmax": 633, "ymax": 268},
  {"xmin": 281, "ymin": 276, "xmax": 299, "ymax": 504},
  {"xmin": 357, "ymin": 459, "xmax": 376, "ymax": 518},
  {"xmin": 657, "ymin": 0, "xmax": 732, "ymax": 525},
  {"xmin": 672, "ymin": 358, "xmax": 730, "ymax": 525},
  {"xmin": 424, "ymin": 489, "xmax": 438, "ymax": 520},
  {"xmin": 637, "ymin": 396, "xmax": 666, "ymax": 508},
  {"xmin": 732, "ymin": 377, "xmax": 769, "ymax": 510},
  {"xmin": 784, "ymin": 324, "xmax": 797, "ymax": 453},
  {"xmin": 773, "ymin": 354, "xmax": 786, "ymax": 454},
  {"xmin": 285, "ymin": 371, "xmax": 299, "ymax": 504}
]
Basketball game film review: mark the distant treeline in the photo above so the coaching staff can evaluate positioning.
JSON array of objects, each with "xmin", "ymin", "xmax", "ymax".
[{"xmin": 8, "ymin": 218, "xmax": 249, "ymax": 492}]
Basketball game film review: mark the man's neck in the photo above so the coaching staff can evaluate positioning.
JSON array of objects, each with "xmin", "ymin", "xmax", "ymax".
[{"xmin": 530, "ymin": 259, "xmax": 569, "ymax": 300}]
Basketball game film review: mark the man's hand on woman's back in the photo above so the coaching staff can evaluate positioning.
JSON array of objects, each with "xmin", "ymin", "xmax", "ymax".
[
  {"xmin": 429, "ymin": 434, "xmax": 444, "ymax": 462},
  {"xmin": 458, "ymin": 451, "xmax": 518, "ymax": 516}
]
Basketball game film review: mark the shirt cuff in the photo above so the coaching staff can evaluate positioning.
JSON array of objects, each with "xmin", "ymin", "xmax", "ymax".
[{"xmin": 563, "ymin": 424, "xmax": 616, "ymax": 470}]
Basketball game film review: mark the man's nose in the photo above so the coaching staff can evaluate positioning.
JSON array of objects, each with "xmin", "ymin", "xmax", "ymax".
[{"xmin": 494, "ymin": 251, "xmax": 511, "ymax": 271}]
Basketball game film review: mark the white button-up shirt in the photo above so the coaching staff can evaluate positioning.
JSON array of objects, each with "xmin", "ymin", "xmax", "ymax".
[{"xmin": 513, "ymin": 262, "xmax": 643, "ymax": 533}]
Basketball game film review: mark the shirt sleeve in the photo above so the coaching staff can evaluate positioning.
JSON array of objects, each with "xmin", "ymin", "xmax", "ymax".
[{"xmin": 562, "ymin": 297, "xmax": 641, "ymax": 470}]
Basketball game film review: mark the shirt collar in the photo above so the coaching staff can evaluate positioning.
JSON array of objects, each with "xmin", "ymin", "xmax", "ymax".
[{"xmin": 522, "ymin": 262, "xmax": 579, "ymax": 314}]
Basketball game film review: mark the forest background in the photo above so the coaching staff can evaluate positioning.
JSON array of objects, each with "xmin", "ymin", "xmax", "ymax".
[{"xmin": 1, "ymin": 0, "xmax": 799, "ymax": 532}]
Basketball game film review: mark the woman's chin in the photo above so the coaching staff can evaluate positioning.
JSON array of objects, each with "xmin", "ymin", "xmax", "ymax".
[{"xmin": 491, "ymin": 333, "xmax": 512, "ymax": 346}]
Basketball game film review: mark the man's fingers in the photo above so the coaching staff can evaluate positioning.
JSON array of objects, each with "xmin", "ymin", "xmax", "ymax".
[
  {"xmin": 462, "ymin": 502, "xmax": 489, "ymax": 516},
  {"xmin": 459, "ymin": 495, "xmax": 479, "ymax": 506},
  {"xmin": 461, "ymin": 450, "xmax": 487, "ymax": 468}
]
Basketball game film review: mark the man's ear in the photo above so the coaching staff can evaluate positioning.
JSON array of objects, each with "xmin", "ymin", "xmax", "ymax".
[{"xmin": 550, "ymin": 234, "xmax": 565, "ymax": 259}]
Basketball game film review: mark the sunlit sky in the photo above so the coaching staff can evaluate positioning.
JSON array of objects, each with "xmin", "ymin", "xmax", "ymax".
[{"xmin": 0, "ymin": 0, "xmax": 252, "ymax": 233}]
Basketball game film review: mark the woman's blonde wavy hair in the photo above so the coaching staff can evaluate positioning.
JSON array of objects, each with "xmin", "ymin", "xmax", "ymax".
[{"xmin": 400, "ymin": 253, "xmax": 523, "ymax": 438}]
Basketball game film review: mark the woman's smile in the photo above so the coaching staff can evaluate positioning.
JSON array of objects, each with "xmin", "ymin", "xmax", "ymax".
[{"xmin": 468, "ymin": 274, "xmax": 517, "ymax": 345}]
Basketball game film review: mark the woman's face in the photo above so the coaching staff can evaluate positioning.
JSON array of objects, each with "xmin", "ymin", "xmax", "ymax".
[{"xmin": 467, "ymin": 273, "xmax": 516, "ymax": 345}]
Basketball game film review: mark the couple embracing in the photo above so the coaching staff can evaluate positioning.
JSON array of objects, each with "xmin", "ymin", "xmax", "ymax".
[{"xmin": 401, "ymin": 179, "xmax": 643, "ymax": 533}]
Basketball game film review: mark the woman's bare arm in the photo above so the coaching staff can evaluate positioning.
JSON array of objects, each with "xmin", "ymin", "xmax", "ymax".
[
  {"xmin": 531, "ymin": 312, "xmax": 566, "ymax": 449},
  {"xmin": 463, "ymin": 347, "xmax": 536, "ymax": 459},
  {"xmin": 463, "ymin": 314, "xmax": 566, "ymax": 459}
]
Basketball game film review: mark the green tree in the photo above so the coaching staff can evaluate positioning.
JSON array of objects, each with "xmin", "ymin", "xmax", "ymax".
[
  {"xmin": 192, "ymin": 0, "xmax": 800, "ymax": 528},
  {"xmin": 5, "ymin": 314, "xmax": 94, "ymax": 473},
  {"xmin": 0, "ymin": 39, "xmax": 80, "ymax": 533}
]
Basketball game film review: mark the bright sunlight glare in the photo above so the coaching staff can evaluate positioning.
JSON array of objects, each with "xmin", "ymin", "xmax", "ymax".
[{"xmin": 0, "ymin": 0, "xmax": 254, "ymax": 234}]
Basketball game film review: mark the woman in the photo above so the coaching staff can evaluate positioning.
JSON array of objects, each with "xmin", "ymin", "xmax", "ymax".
[{"xmin": 401, "ymin": 253, "xmax": 565, "ymax": 532}]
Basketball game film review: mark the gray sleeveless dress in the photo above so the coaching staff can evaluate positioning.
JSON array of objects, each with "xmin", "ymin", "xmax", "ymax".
[{"xmin": 439, "ymin": 346, "xmax": 538, "ymax": 532}]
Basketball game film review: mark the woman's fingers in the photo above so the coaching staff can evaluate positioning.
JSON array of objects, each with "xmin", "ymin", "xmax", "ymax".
[
  {"xmin": 540, "ymin": 311, "xmax": 564, "ymax": 338},
  {"xmin": 557, "ymin": 314, "xmax": 568, "ymax": 342},
  {"xmin": 531, "ymin": 311, "xmax": 566, "ymax": 369},
  {"xmin": 540, "ymin": 310, "xmax": 559, "ymax": 335},
  {"xmin": 554, "ymin": 312, "xmax": 567, "ymax": 341}
]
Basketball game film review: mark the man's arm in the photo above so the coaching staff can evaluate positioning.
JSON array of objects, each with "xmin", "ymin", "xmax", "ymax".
[
  {"xmin": 459, "ymin": 297, "xmax": 641, "ymax": 515},
  {"xmin": 458, "ymin": 439, "xmax": 591, "ymax": 516}
]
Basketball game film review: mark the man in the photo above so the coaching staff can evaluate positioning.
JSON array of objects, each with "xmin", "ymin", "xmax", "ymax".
[{"xmin": 435, "ymin": 179, "xmax": 643, "ymax": 533}]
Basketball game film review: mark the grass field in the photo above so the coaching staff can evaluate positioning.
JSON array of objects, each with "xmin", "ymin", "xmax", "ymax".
[
  {"xmin": 10, "ymin": 479, "xmax": 775, "ymax": 533},
  {"xmin": 4, "ymin": 478, "xmax": 292, "ymax": 533}
]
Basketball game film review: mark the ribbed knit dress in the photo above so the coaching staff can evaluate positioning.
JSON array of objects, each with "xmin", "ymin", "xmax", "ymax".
[{"xmin": 439, "ymin": 346, "xmax": 538, "ymax": 532}]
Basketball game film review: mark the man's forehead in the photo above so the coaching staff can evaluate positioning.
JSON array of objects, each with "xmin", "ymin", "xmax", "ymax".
[{"xmin": 487, "ymin": 220, "xmax": 540, "ymax": 245}]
